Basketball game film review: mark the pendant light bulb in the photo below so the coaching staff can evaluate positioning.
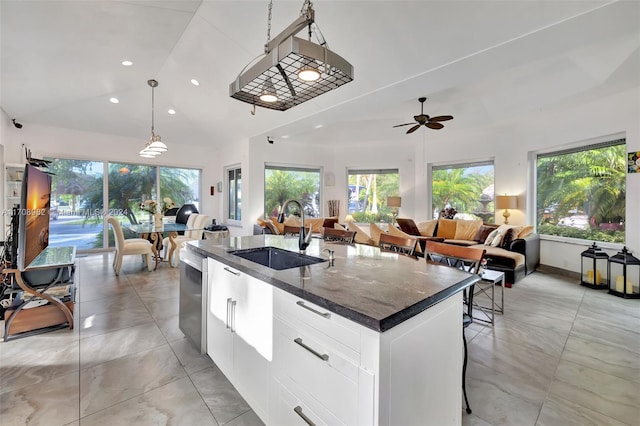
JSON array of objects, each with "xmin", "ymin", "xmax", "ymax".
[{"xmin": 259, "ymin": 75, "xmax": 278, "ymax": 103}]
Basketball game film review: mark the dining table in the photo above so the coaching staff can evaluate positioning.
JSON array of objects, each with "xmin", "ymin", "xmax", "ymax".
[{"xmin": 127, "ymin": 222, "xmax": 194, "ymax": 269}]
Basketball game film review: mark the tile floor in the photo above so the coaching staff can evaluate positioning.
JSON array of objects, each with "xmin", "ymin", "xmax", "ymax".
[{"xmin": 1, "ymin": 253, "xmax": 639, "ymax": 425}]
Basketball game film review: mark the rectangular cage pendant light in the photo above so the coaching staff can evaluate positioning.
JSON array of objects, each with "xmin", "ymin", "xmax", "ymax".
[{"xmin": 229, "ymin": 4, "xmax": 354, "ymax": 111}]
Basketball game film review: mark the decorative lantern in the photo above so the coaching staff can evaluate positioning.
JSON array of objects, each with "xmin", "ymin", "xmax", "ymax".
[
  {"xmin": 607, "ymin": 246, "xmax": 640, "ymax": 299},
  {"xmin": 580, "ymin": 242, "xmax": 609, "ymax": 289}
]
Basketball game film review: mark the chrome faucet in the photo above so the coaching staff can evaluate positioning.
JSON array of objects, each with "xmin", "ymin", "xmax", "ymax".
[{"xmin": 277, "ymin": 199, "xmax": 313, "ymax": 252}]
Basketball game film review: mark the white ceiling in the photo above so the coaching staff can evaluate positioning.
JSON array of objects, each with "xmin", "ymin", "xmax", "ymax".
[{"xmin": 1, "ymin": 0, "xmax": 639, "ymax": 149}]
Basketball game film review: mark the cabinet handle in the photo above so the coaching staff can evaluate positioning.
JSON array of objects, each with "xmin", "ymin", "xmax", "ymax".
[
  {"xmin": 296, "ymin": 301, "xmax": 331, "ymax": 319},
  {"xmin": 293, "ymin": 406, "xmax": 316, "ymax": 426},
  {"xmin": 226, "ymin": 298, "xmax": 232, "ymax": 329},
  {"xmin": 224, "ymin": 267, "xmax": 240, "ymax": 276},
  {"xmin": 230, "ymin": 300, "xmax": 237, "ymax": 333},
  {"xmin": 294, "ymin": 337, "xmax": 329, "ymax": 361}
]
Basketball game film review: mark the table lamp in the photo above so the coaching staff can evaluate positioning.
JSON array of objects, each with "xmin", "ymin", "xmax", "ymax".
[
  {"xmin": 387, "ymin": 196, "xmax": 402, "ymax": 223},
  {"xmin": 496, "ymin": 194, "xmax": 517, "ymax": 224}
]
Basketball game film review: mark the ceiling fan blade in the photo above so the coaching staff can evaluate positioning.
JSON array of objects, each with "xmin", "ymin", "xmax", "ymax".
[
  {"xmin": 406, "ymin": 124, "xmax": 422, "ymax": 134},
  {"xmin": 429, "ymin": 115, "xmax": 453, "ymax": 122},
  {"xmin": 393, "ymin": 122, "xmax": 416, "ymax": 128},
  {"xmin": 426, "ymin": 122, "xmax": 444, "ymax": 130}
]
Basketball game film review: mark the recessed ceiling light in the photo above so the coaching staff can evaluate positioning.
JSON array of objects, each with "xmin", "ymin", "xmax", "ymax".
[
  {"xmin": 121, "ymin": 60, "xmax": 133, "ymax": 66},
  {"xmin": 281, "ymin": 135, "xmax": 290, "ymax": 139},
  {"xmin": 109, "ymin": 97, "xmax": 119, "ymax": 104},
  {"xmin": 314, "ymin": 124, "xmax": 323, "ymax": 129},
  {"xmin": 168, "ymin": 109, "xmax": 176, "ymax": 115},
  {"xmin": 190, "ymin": 79, "xmax": 200, "ymax": 86}
]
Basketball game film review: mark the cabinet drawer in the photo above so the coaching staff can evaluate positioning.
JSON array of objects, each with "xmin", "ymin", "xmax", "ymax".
[
  {"xmin": 275, "ymin": 318, "xmax": 359, "ymax": 425},
  {"xmin": 275, "ymin": 289, "xmax": 361, "ymax": 354},
  {"xmin": 272, "ymin": 378, "xmax": 345, "ymax": 426}
]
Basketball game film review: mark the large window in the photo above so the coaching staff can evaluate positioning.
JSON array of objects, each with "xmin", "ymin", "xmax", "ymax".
[
  {"xmin": 47, "ymin": 159, "xmax": 104, "ymax": 250},
  {"xmin": 265, "ymin": 165, "xmax": 321, "ymax": 218},
  {"xmin": 536, "ymin": 139, "xmax": 625, "ymax": 243},
  {"xmin": 46, "ymin": 157, "xmax": 201, "ymax": 251},
  {"xmin": 347, "ymin": 169, "xmax": 399, "ymax": 223},
  {"xmin": 431, "ymin": 161, "xmax": 495, "ymax": 221},
  {"xmin": 227, "ymin": 166, "xmax": 241, "ymax": 221}
]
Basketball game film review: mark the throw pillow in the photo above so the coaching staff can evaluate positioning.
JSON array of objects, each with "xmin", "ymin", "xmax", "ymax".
[
  {"xmin": 490, "ymin": 224, "xmax": 513, "ymax": 247},
  {"xmin": 334, "ymin": 223, "xmax": 347, "ymax": 230},
  {"xmin": 436, "ymin": 219, "xmax": 457, "ymax": 239},
  {"xmin": 453, "ymin": 219, "xmax": 482, "ymax": 241},
  {"xmin": 369, "ymin": 223, "xmax": 387, "ymax": 246},
  {"xmin": 417, "ymin": 220, "xmax": 437, "ymax": 237},
  {"xmin": 396, "ymin": 218, "xmax": 421, "ymax": 236},
  {"xmin": 349, "ymin": 222, "xmax": 374, "ymax": 246},
  {"xmin": 517, "ymin": 225, "xmax": 534, "ymax": 239},
  {"xmin": 474, "ymin": 224, "xmax": 498, "ymax": 242},
  {"xmin": 500, "ymin": 227, "xmax": 522, "ymax": 249},
  {"xmin": 484, "ymin": 229, "xmax": 499, "ymax": 245}
]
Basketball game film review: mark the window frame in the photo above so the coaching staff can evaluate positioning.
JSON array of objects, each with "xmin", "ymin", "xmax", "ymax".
[
  {"xmin": 264, "ymin": 163, "xmax": 323, "ymax": 219},
  {"xmin": 225, "ymin": 164, "xmax": 242, "ymax": 224},
  {"xmin": 533, "ymin": 135, "xmax": 626, "ymax": 246},
  {"xmin": 429, "ymin": 159, "xmax": 495, "ymax": 221}
]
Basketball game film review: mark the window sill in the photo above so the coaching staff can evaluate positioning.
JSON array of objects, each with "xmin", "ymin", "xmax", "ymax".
[{"xmin": 539, "ymin": 234, "xmax": 624, "ymax": 251}]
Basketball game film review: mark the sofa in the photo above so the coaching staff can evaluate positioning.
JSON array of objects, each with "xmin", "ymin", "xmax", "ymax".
[
  {"xmin": 396, "ymin": 218, "xmax": 540, "ymax": 286},
  {"xmin": 254, "ymin": 216, "xmax": 339, "ymax": 235}
]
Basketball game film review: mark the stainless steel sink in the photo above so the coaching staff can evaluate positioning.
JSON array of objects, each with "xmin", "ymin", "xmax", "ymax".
[{"xmin": 230, "ymin": 246, "xmax": 327, "ymax": 270}]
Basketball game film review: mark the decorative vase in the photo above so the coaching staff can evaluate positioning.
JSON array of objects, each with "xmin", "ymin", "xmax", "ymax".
[{"xmin": 154, "ymin": 212, "xmax": 163, "ymax": 228}]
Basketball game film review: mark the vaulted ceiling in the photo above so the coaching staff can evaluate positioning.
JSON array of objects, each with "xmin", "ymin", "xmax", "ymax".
[{"xmin": 1, "ymin": 1, "xmax": 638, "ymax": 149}]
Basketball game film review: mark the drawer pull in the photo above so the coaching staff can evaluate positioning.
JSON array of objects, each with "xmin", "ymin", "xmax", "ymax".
[
  {"xmin": 224, "ymin": 267, "xmax": 240, "ymax": 276},
  {"xmin": 293, "ymin": 406, "xmax": 316, "ymax": 426},
  {"xmin": 294, "ymin": 337, "xmax": 329, "ymax": 361},
  {"xmin": 296, "ymin": 301, "xmax": 331, "ymax": 319}
]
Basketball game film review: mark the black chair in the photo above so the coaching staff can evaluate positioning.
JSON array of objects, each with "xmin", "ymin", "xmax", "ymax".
[
  {"xmin": 425, "ymin": 241, "xmax": 485, "ymax": 415},
  {"xmin": 164, "ymin": 207, "xmax": 178, "ymax": 216},
  {"xmin": 175, "ymin": 204, "xmax": 198, "ymax": 224}
]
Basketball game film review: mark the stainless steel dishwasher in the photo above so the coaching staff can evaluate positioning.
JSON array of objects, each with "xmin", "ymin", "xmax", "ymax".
[{"xmin": 179, "ymin": 248, "xmax": 207, "ymax": 353}]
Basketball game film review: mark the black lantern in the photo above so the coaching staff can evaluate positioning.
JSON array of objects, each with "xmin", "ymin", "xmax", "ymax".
[
  {"xmin": 607, "ymin": 246, "xmax": 640, "ymax": 299},
  {"xmin": 580, "ymin": 242, "xmax": 609, "ymax": 289}
]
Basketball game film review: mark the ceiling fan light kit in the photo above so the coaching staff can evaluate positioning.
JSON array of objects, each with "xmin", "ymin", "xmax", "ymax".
[
  {"xmin": 230, "ymin": 0, "xmax": 353, "ymax": 111},
  {"xmin": 139, "ymin": 79, "xmax": 168, "ymax": 158},
  {"xmin": 393, "ymin": 97, "xmax": 453, "ymax": 134}
]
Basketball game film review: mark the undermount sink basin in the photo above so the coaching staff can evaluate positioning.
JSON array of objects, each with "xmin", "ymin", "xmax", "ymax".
[{"xmin": 230, "ymin": 246, "xmax": 327, "ymax": 270}]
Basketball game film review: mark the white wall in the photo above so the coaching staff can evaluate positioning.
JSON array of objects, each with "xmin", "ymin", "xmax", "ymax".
[
  {"xmin": 2, "ymin": 85, "xmax": 638, "ymax": 274},
  {"xmin": 412, "ymin": 87, "xmax": 639, "ymax": 273},
  {"xmin": 0, "ymin": 116, "xmax": 223, "ymax": 221}
]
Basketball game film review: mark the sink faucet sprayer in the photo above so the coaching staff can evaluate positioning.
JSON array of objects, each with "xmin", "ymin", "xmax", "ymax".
[{"xmin": 277, "ymin": 199, "xmax": 313, "ymax": 253}]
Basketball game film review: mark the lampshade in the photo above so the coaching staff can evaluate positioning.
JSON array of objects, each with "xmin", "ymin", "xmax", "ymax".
[
  {"xmin": 496, "ymin": 195, "xmax": 517, "ymax": 210},
  {"xmin": 387, "ymin": 196, "xmax": 402, "ymax": 208}
]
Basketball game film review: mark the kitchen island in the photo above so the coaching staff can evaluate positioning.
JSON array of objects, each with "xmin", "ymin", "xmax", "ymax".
[{"xmin": 186, "ymin": 234, "xmax": 479, "ymax": 426}]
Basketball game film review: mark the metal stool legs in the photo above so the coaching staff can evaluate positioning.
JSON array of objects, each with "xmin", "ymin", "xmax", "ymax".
[{"xmin": 462, "ymin": 330, "xmax": 472, "ymax": 414}]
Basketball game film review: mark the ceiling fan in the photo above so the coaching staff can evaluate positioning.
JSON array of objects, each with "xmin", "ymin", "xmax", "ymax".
[{"xmin": 393, "ymin": 97, "xmax": 453, "ymax": 134}]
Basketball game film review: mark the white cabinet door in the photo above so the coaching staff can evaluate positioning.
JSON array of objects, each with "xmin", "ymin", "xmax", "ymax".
[
  {"xmin": 233, "ymin": 274, "xmax": 273, "ymax": 420},
  {"xmin": 206, "ymin": 258, "xmax": 272, "ymax": 421},
  {"xmin": 206, "ymin": 258, "xmax": 242, "ymax": 377}
]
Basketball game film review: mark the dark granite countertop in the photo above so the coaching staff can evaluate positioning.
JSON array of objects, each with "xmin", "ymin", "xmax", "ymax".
[{"xmin": 186, "ymin": 235, "xmax": 479, "ymax": 332}]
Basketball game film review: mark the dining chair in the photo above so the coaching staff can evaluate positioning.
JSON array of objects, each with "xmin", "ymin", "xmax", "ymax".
[
  {"xmin": 424, "ymin": 240, "xmax": 485, "ymax": 415},
  {"xmin": 163, "ymin": 214, "xmax": 209, "ymax": 267},
  {"xmin": 106, "ymin": 216, "xmax": 153, "ymax": 275},
  {"xmin": 378, "ymin": 233, "xmax": 418, "ymax": 258},
  {"xmin": 282, "ymin": 224, "xmax": 302, "ymax": 236},
  {"xmin": 321, "ymin": 227, "xmax": 356, "ymax": 244}
]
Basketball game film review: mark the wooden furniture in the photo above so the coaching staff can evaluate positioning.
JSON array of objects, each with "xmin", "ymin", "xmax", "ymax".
[
  {"xmin": 2, "ymin": 246, "xmax": 76, "ymax": 341},
  {"xmin": 424, "ymin": 240, "xmax": 485, "ymax": 415},
  {"xmin": 378, "ymin": 233, "xmax": 418, "ymax": 257},
  {"xmin": 107, "ymin": 216, "xmax": 153, "ymax": 275},
  {"xmin": 320, "ymin": 227, "xmax": 356, "ymax": 244}
]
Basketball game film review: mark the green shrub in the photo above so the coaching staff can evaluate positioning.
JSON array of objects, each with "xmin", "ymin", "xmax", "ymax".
[
  {"xmin": 537, "ymin": 224, "xmax": 624, "ymax": 243},
  {"xmin": 352, "ymin": 211, "xmax": 393, "ymax": 223}
]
